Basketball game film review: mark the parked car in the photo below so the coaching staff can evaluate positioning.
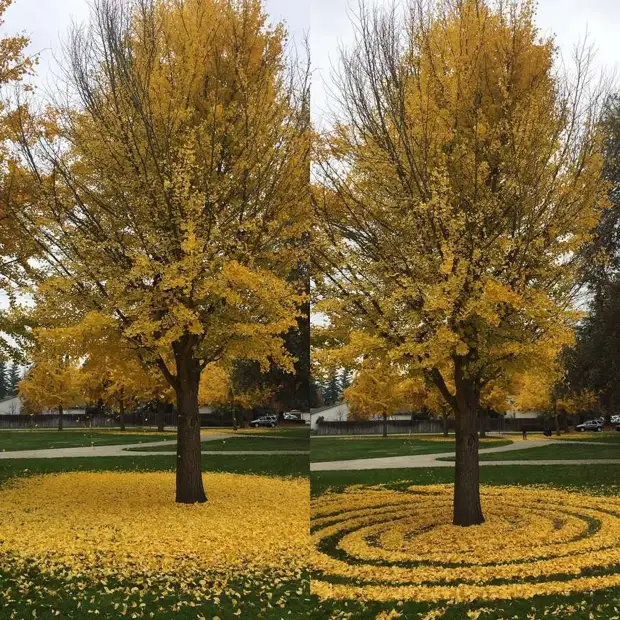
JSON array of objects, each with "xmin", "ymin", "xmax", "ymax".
[
  {"xmin": 575, "ymin": 420, "xmax": 603, "ymax": 432},
  {"xmin": 249, "ymin": 415, "xmax": 278, "ymax": 428},
  {"xmin": 610, "ymin": 414, "xmax": 620, "ymax": 424},
  {"xmin": 283, "ymin": 410, "xmax": 302, "ymax": 421}
]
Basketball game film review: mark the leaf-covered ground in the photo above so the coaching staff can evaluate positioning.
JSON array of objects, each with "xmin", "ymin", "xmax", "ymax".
[
  {"xmin": 1, "ymin": 432, "xmax": 619, "ymax": 618},
  {"xmin": 0, "ymin": 472, "xmax": 310, "ymax": 619},
  {"xmin": 0, "ymin": 451, "xmax": 310, "ymax": 619},
  {"xmin": 310, "ymin": 464, "xmax": 620, "ymax": 619}
]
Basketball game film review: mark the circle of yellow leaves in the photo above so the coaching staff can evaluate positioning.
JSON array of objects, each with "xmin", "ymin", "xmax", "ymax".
[
  {"xmin": 0, "ymin": 472, "xmax": 310, "ymax": 592},
  {"xmin": 311, "ymin": 485, "xmax": 620, "ymax": 603}
]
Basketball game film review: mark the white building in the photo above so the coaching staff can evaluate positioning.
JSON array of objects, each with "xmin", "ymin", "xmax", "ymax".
[
  {"xmin": 0, "ymin": 396, "xmax": 22, "ymax": 415},
  {"xmin": 310, "ymin": 402, "xmax": 349, "ymax": 431},
  {"xmin": 506, "ymin": 410, "xmax": 540, "ymax": 420}
]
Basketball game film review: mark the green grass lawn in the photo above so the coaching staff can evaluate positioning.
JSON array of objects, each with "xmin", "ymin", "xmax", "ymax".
[
  {"xmin": 476, "ymin": 442, "xmax": 620, "ymax": 461},
  {"xmin": 261, "ymin": 425, "xmax": 309, "ymax": 438},
  {"xmin": 0, "ymin": 453, "xmax": 308, "ymax": 486},
  {"xmin": 311, "ymin": 463, "xmax": 620, "ymax": 497},
  {"xmin": 555, "ymin": 431, "xmax": 620, "ymax": 443},
  {"xmin": 231, "ymin": 425, "xmax": 310, "ymax": 438},
  {"xmin": 0, "ymin": 562, "xmax": 311, "ymax": 620},
  {"xmin": 310, "ymin": 435, "xmax": 511, "ymax": 462},
  {"xmin": 0, "ymin": 429, "xmax": 174, "ymax": 451},
  {"xmin": 129, "ymin": 436, "xmax": 309, "ymax": 452}
]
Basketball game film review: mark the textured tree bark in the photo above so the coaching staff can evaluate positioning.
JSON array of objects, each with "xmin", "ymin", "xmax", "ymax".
[
  {"xmin": 157, "ymin": 401, "xmax": 165, "ymax": 433},
  {"xmin": 175, "ymin": 352, "xmax": 206, "ymax": 504},
  {"xmin": 443, "ymin": 414, "xmax": 449, "ymax": 437},
  {"xmin": 119, "ymin": 397, "xmax": 126, "ymax": 432},
  {"xmin": 58, "ymin": 404, "xmax": 63, "ymax": 431},
  {"xmin": 453, "ymin": 362, "xmax": 484, "ymax": 526},
  {"xmin": 382, "ymin": 413, "xmax": 388, "ymax": 438}
]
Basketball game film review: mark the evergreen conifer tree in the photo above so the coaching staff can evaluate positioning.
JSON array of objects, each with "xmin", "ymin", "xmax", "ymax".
[
  {"xmin": 0, "ymin": 361, "xmax": 8, "ymax": 399},
  {"xmin": 8, "ymin": 363, "xmax": 20, "ymax": 396}
]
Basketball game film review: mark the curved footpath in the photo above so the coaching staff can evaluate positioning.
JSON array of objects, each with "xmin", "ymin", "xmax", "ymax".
[
  {"xmin": 0, "ymin": 433, "xmax": 309, "ymax": 459},
  {"xmin": 310, "ymin": 438, "xmax": 620, "ymax": 471}
]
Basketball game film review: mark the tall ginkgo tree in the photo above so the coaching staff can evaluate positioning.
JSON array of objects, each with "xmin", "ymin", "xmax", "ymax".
[
  {"xmin": 0, "ymin": 0, "xmax": 37, "ymax": 360},
  {"xmin": 314, "ymin": 0, "xmax": 607, "ymax": 525},
  {"xmin": 10, "ymin": 0, "xmax": 310, "ymax": 503},
  {"xmin": 344, "ymin": 362, "xmax": 426, "ymax": 437},
  {"xmin": 19, "ymin": 350, "xmax": 81, "ymax": 431}
]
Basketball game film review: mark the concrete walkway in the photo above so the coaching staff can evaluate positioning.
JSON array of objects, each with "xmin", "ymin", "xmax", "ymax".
[
  {"xmin": 310, "ymin": 439, "xmax": 619, "ymax": 471},
  {"xmin": 0, "ymin": 434, "xmax": 309, "ymax": 460}
]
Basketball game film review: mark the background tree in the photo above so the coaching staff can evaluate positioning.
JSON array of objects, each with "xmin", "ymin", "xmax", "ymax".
[
  {"xmin": 563, "ymin": 96, "xmax": 620, "ymax": 416},
  {"xmin": 7, "ymin": 361, "xmax": 20, "ymax": 395},
  {"xmin": 19, "ymin": 332, "xmax": 81, "ymax": 430},
  {"xmin": 313, "ymin": 0, "xmax": 606, "ymax": 525},
  {"xmin": 29, "ymin": 308, "xmax": 174, "ymax": 431},
  {"xmin": 322, "ymin": 370, "xmax": 341, "ymax": 406},
  {"xmin": 345, "ymin": 363, "xmax": 425, "ymax": 437},
  {"xmin": 338, "ymin": 367, "xmax": 352, "ymax": 398},
  {"xmin": 11, "ymin": 0, "xmax": 309, "ymax": 503},
  {"xmin": 199, "ymin": 361, "xmax": 272, "ymax": 429},
  {"xmin": 0, "ymin": 0, "xmax": 39, "ymax": 368},
  {"xmin": 0, "ymin": 360, "xmax": 8, "ymax": 398}
]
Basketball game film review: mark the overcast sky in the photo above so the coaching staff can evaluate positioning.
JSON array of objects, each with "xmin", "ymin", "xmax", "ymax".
[
  {"xmin": 311, "ymin": 0, "xmax": 620, "ymax": 126},
  {"xmin": 2, "ymin": 0, "xmax": 309, "ymax": 94},
  {"xmin": 2, "ymin": 0, "xmax": 618, "ymax": 116}
]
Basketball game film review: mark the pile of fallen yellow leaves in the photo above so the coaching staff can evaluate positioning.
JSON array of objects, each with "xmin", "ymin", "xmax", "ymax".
[
  {"xmin": 311, "ymin": 485, "xmax": 620, "ymax": 603},
  {"xmin": 0, "ymin": 472, "xmax": 310, "ymax": 602}
]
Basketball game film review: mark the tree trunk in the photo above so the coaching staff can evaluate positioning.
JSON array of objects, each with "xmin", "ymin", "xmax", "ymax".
[
  {"xmin": 232, "ymin": 407, "xmax": 238, "ymax": 431},
  {"xmin": 175, "ymin": 352, "xmax": 206, "ymax": 504},
  {"xmin": 443, "ymin": 414, "xmax": 449, "ymax": 437},
  {"xmin": 555, "ymin": 413, "xmax": 561, "ymax": 436},
  {"xmin": 453, "ymin": 365, "xmax": 484, "ymax": 527},
  {"xmin": 58, "ymin": 404, "xmax": 63, "ymax": 431},
  {"xmin": 157, "ymin": 401, "xmax": 165, "ymax": 433},
  {"xmin": 119, "ymin": 398, "xmax": 126, "ymax": 432},
  {"xmin": 382, "ymin": 413, "xmax": 388, "ymax": 438}
]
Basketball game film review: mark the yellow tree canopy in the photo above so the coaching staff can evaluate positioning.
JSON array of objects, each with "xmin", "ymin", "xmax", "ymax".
[
  {"xmin": 31, "ymin": 309, "xmax": 172, "ymax": 409},
  {"xmin": 344, "ymin": 363, "xmax": 426, "ymax": 420},
  {"xmin": 19, "ymin": 350, "xmax": 82, "ymax": 414},
  {"xmin": 556, "ymin": 389, "xmax": 599, "ymax": 415},
  {"xmin": 0, "ymin": 0, "xmax": 37, "ymax": 359},
  {"xmin": 12, "ymin": 0, "xmax": 309, "ymax": 380},
  {"xmin": 314, "ymin": 0, "xmax": 605, "ymax": 413},
  {"xmin": 199, "ymin": 363, "xmax": 272, "ymax": 410}
]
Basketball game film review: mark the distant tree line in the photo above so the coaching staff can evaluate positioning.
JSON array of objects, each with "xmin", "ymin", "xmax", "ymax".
[
  {"xmin": 560, "ymin": 96, "xmax": 620, "ymax": 417},
  {"xmin": 316, "ymin": 368, "xmax": 353, "ymax": 407},
  {"xmin": 0, "ymin": 361, "xmax": 21, "ymax": 399}
]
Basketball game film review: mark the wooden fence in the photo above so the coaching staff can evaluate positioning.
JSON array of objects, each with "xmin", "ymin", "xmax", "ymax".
[
  {"xmin": 0, "ymin": 411, "xmax": 308, "ymax": 429},
  {"xmin": 0, "ymin": 413, "xmax": 122, "ymax": 429},
  {"xmin": 314, "ymin": 416, "xmax": 575, "ymax": 435},
  {"xmin": 315, "ymin": 419, "xmax": 445, "ymax": 435}
]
